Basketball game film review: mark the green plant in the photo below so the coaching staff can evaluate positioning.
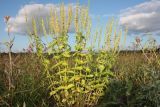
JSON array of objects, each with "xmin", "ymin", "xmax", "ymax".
[{"xmin": 30, "ymin": 3, "xmax": 124, "ymax": 107}]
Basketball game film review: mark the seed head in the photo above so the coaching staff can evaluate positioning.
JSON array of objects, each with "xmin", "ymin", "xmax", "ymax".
[
  {"xmin": 135, "ymin": 36, "xmax": 141, "ymax": 44},
  {"xmin": 4, "ymin": 16, "xmax": 10, "ymax": 23}
]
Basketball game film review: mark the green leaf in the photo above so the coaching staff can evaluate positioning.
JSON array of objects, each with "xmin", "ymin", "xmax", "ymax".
[
  {"xmin": 61, "ymin": 61, "xmax": 68, "ymax": 66},
  {"xmin": 65, "ymin": 84, "xmax": 74, "ymax": 90},
  {"xmin": 126, "ymin": 80, "xmax": 133, "ymax": 96},
  {"xmin": 51, "ymin": 61, "xmax": 63, "ymax": 69},
  {"xmin": 76, "ymin": 87, "xmax": 82, "ymax": 93},
  {"xmin": 50, "ymin": 90, "xmax": 58, "ymax": 96},
  {"xmin": 93, "ymin": 83, "xmax": 105, "ymax": 89},
  {"xmin": 98, "ymin": 65, "xmax": 105, "ymax": 71},
  {"xmin": 72, "ymin": 66, "xmax": 83, "ymax": 71},
  {"xmin": 54, "ymin": 55, "xmax": 61, "ymax": 59},
  {"xmin": 56, "ymin": 70, "xmax": 75, "ymax": 75},
  {"xmin": 81, "ymin": 79, "xmax": 85, "ymax": 85},
  {"xmin": 86, "ymin": 75, "xmax": 94, "ymax": 78},
  {"xmin": 62, "ymin": 99, "xmax": 67, "ymax": 103},
  {"xmin": 69, "ymin": 76, "xmax": 81, "ymax": 81},
  {"xmin": 85, "ymin": 67, "xmax": 91, "ymax": 73},
  {"xmin": 62, "ymin": 51, "xmax": 71, "ymax": 57},
  {"xmin": 44, "ymin": 59, "xmax": 50, "ymax": 65},
  {"xmin": 75, "ymin": 58, "xmax": 87, "ymax": 65}
]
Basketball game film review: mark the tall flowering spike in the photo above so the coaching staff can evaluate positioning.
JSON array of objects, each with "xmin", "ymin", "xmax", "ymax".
[
  {"xmin": 50, "ymin": 8, "xmax": 55, "ymax": 34},
  {"xmin": 24, "ymin": 10, "xmax": 28, "ymax": 22},
  {"xmin": 60, "ymin": 3, "xmax": 66, "ymax": 33},
  {"xmin": 4, "ymin": 16, "xmax": 11, "ymax": 35},
  {"xmin": 85, "ymin": 16, "xmax": 91, "ymax": 41},
  {"xmin": 54, "ymin": 9, "xmax": 60, "ymax": 34},
  {"xmin": 41, "ymin": 18, "xmax": 47, "ymax": 36},
  {"xmin": 80, "ymin": 7, "xmax": 88, "ymax": 31},
  {"xmin": 4, "ymin": 16, "xmax": 10, "ymax": 24},
  {"xmin": 74, "ymin": 4, "xmax": 79, "ymax": 32},
  {"xmin": 114, "ymin": 30, "xmax": 122, "ymax": 53},
  {"xmin": 32, "ymin": 18, "xmax": 38, "ymax": 36},
  {"xmin": 81, "ymin": 8, "xmax": 85, "ymax": 29},
  {"xmin": 84, "ymin": 8, "xmax": 89, "ymax": 30},
  {"xmin": 80, "ymin": 8, "xmax": 85, "ymax": 31},
  {"xmin": 106, "ymin": 20, "xmax": 113, "ymax": 50},
  {"xmin": 66, "ymin": 5, "xmax": 73, "ymax": 33}
]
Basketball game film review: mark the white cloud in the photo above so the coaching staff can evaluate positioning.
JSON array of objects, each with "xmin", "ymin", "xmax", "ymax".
[
  {"xmin": 120, "ymin": 0, "xmax": 160, "ymax": 34},
  {"xmin": 6, "ymin": 3, "xmax": 80, "ymax": 36},
  {"xmin": 90, "ymin": 14, "xmax": 119, "ymax": 19}
]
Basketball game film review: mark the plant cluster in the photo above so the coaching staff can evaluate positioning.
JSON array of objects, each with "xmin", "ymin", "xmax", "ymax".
[{"xmin": 30, "ymin": 3, "xmax": 122, "ymax": 107}]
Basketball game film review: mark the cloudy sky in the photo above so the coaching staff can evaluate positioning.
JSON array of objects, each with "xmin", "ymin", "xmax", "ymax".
[{"xmin": 1, "ymin": 0, "xmax": 160, "ymax": 52}]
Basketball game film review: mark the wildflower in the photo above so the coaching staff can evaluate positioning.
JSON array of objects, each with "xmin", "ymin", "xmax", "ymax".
[
  {"xmin": 74, "ymin": 4, "xmax": 79, "ymax": 32},
  {"xmin": 152, "ymin": 38, "xmax": 156, "ymax": 43},
  {"xmin": 27, "ymin": 43, "xmax": 34, "ymax": 53},
  {"xmin": 50, "ymin": 9, "xmax": 55, "ymax": 34},
  {"xmin": 43, "ymin": 43, "xmax": 48, "ymax": 52},
  {"xmin": 4, "ymin": 16, "xmax": 10, "ymax": 23},
  {"xmin": 54, "ymin": 10, "xmax": 60, "ymax": 34},
  {"xmin": 135, "ymin": 36, "xmax": 141, "ymax": 44},
  {"xmin": 23, "ymin": 48, "xmax": 26, "ymax": 52},
  {"xmin": 66, "ymin": 5, "xmax": 73, "ymax": 32},
  {"xmin": 60, "ymin": 3, "xmax": 66, "ymax": 33}
]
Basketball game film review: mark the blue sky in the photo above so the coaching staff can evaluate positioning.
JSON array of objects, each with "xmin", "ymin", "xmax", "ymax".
[{"xmin": 1, "ymin": 0, "xmax": 160, "ymax": 52}]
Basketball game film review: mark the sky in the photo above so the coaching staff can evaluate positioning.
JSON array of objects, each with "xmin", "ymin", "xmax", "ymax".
[{"xmin": 1, "ymin": 0, "xmax": 160, "ymax": 52}]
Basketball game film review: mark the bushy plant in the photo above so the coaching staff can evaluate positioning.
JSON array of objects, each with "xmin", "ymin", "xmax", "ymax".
[{"xmin": 30, "ymin": 3, "xmax": 124, "ymax": 107}]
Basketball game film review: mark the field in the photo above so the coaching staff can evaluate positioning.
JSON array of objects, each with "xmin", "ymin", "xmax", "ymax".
[
  {"xmin": 1, "ymin": 2, "xmax": 160, "ymax": 107},
  {"xmin": 0, "ymin": 52, "xmax": 159, "ymax": 107}
]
